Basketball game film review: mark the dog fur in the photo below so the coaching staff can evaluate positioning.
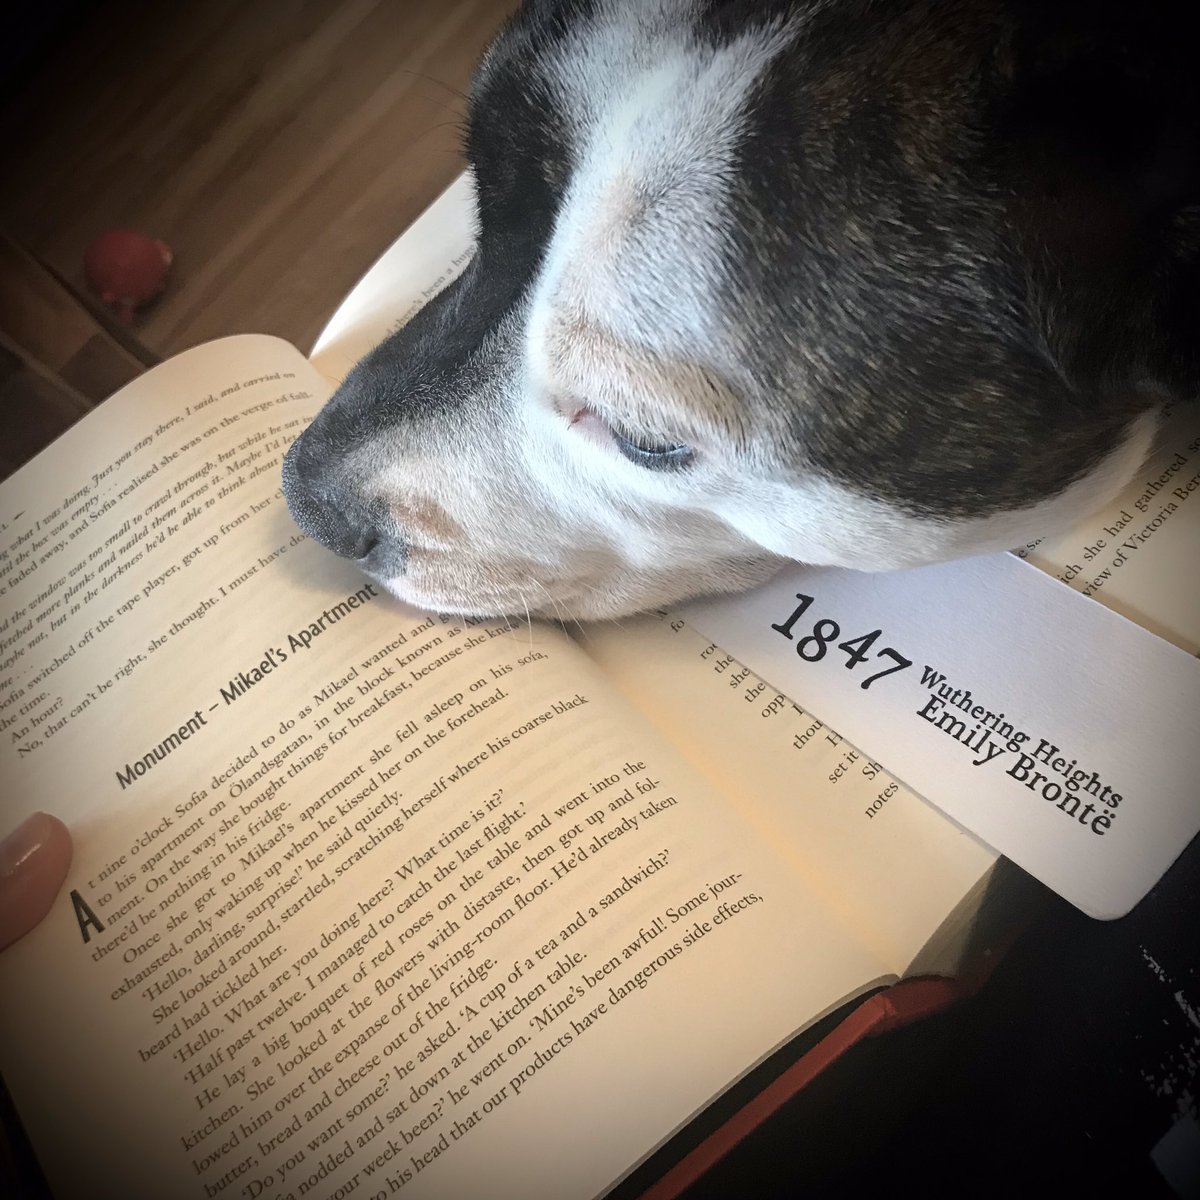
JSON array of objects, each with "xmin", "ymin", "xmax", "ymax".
[{"xmin": 284, "ymin": 0, "xmax": 1198, "ymax": 619}]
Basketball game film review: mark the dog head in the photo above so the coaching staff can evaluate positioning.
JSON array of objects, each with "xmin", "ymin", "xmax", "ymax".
[{"xmin": 284, "ymin": 0, "xmax": 1198, "ymax": 619}]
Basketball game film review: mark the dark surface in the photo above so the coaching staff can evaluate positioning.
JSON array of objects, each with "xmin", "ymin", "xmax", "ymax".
[
  {"xmin": 0, "ymin": 1, "xmax": 91, "ymax": 90},
  {"xmin": 681, "ymin": 836, "xmax": 1200, "ymax": 1199}
]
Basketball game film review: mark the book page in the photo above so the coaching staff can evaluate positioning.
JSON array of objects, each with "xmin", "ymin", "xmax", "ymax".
[
  {"xmin": 0, "ymin": 334, "xmax": 326, "ymax": 769},
  {"xmin": 576, "ymin": 616, "xmax": 997, "ymax": 971},
  {"xmin": 0, "ymin": 342, "xmax": 890, "ymax": 1198},
  {"xmin": 1017, "ymin": 403, "xmax": 1200, "ymax": 654},
  {"xmin": 309, "ymin": 174, "xmax": 477, "ymax": 384}
]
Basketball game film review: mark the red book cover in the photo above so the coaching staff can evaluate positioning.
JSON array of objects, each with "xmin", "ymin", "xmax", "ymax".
[{"xmin": 636, "ymin": 976, "xmax": 968, "ymax": 1200}]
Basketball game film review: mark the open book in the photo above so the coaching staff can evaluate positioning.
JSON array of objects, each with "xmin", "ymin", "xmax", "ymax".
[{"xmin": 1, "ymin": 177, "xmax": 1195, "ymax": 1200}]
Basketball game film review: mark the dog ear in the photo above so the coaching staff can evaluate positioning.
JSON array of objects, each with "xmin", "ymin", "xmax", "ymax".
[{"xmin": 1002, "ymin": 1, "xmax": 1200, "ymax": 407}]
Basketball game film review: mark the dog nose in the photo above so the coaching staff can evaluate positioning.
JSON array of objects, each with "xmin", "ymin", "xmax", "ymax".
[{"xmin": 282, "ymin": 439, "xmax": 383, "ymax": 561}]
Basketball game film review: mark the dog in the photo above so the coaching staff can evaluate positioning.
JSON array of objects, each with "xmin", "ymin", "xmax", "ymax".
[{"xmin": 283, "ymin": 0, "xmax": 1198, "ymax": 620}]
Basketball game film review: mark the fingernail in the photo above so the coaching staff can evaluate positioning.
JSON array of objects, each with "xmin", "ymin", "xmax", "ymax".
[{"xmin": 0, "ymin": 813, "xmax": 55, "ymax": 876}]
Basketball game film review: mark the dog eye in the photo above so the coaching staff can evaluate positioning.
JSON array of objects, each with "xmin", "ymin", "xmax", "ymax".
[
  {"xmin": 612, "ymin": 431, "xmax": 695, "ymax": 470},
  {"xmin": 566, "ymin": 404, "xmax": 694, "ymax": 471}
]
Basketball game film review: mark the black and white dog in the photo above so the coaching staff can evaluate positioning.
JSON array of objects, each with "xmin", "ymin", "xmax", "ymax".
[{"xmin": 284, "ymin": 0, "xmax": 1197, "ymax": 619}]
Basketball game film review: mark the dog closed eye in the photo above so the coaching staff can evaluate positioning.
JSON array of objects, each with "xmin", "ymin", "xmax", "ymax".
[
  {"xmin": 565, "ymin": 403, "xmax": 695, "ymax": 470},
  {"xmin": 611, "ymin": 430, "xmax": 694, "ymax": 471}
]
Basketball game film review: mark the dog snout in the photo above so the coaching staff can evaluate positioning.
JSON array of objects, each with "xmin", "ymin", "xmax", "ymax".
[{"xmin": 282, "ymin": 437, "xmax": 390, "ymax": 563}]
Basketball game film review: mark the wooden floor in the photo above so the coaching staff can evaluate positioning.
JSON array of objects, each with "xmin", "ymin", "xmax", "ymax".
[{"xmin": 0, "ymin": 0, "xmax": 518, "ymax": 359}]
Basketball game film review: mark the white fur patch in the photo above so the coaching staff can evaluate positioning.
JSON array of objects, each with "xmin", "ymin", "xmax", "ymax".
[
  {"xmin": 711, "ymin": 412, "xmax": 1162, "ymax": 570},
  {"xmin": 528, "ymin": 1, "xmax": 797, "ymax": 417}
]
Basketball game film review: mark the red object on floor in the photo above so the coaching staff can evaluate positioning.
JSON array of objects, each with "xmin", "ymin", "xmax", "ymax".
[{"xmin": 83, "ymin": 229, "xmax": 172, "ymax": 321}]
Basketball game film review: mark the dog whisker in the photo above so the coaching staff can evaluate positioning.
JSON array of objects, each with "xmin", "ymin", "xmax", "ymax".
[
  {"xmin": 519, "ymin": 592, "xmax": 535, "ymax": 656},
  {"xmin": 391, "ymin": 67, "xmax": 470, "ymax": 109},
  {"xmin": 530, "ymin": 577, "xmax": 584, "ymax": 640}
]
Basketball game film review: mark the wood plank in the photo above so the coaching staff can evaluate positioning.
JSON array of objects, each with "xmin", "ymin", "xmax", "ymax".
[
  {"xmin": 0, "ymin": 0, "xmax": 516, "ymax": 357},
  {"xmin": 0, "ymin": 233, "xmax": 152, "ymax": 402},
  {"xmin": 0, "ymin": 332, "xmax": 93, "ymax": 480}
]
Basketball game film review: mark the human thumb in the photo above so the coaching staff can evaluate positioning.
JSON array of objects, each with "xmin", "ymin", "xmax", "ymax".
[{"xmin": 0, "ymin": 813, "xmax": 72, "ymax": 950}]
